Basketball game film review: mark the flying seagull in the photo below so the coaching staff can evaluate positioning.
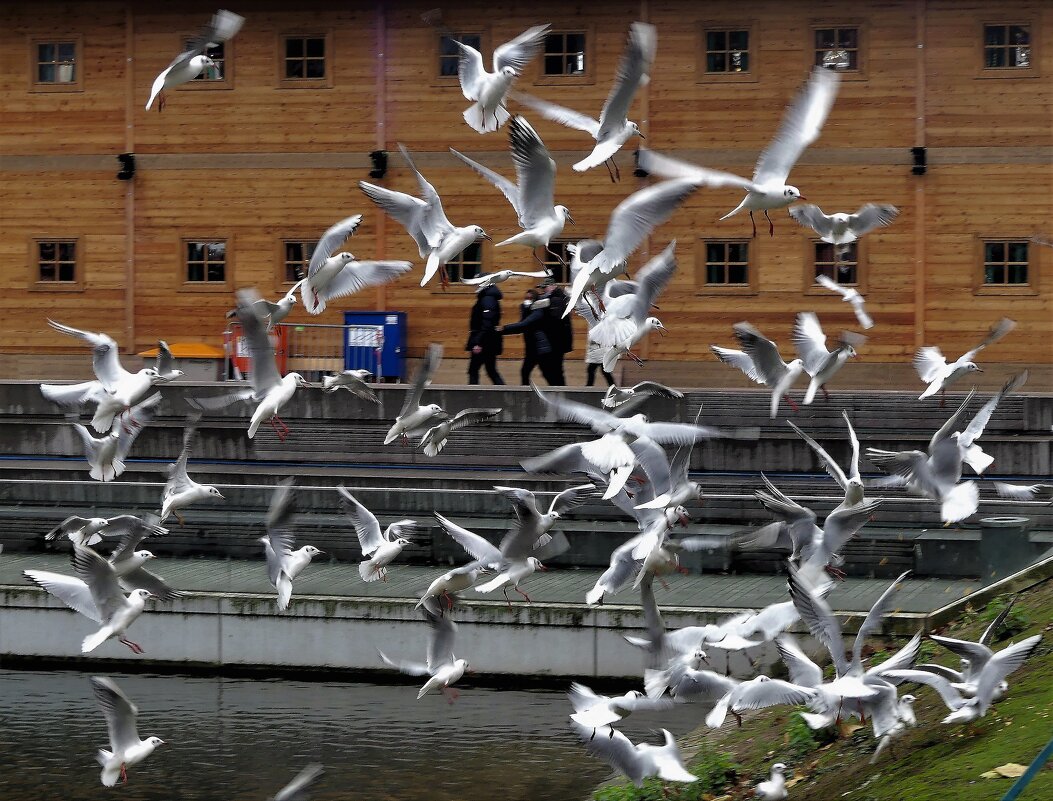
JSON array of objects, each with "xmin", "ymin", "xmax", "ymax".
[
  {"xmin": 638, "ymin": 66, "xmax": 841, "ymax": 236},
  {"xmin": 814, "ymin": 274, "xmax": 874, "ymax": 329},
  {"xmin": 914, "ymin": 317, "xmax": 1016, "ymax": 404},
  {"xmin": 90, "ymin": 676, "xmax": 165, "ymax": 786},
  {"xmin": 145, "ymin": 9, "xmax": 244, "ymax": 111},
  {"xmin": 513, "ymin": 22, "xmax": 656, "ymax": 181},
  {"xmin": 789, "ymin": 203, "xmax": 899, "ymax": 258},
  {"xmin": 452, "ymin": 24, "xmax": 550, "ymax": 133}
]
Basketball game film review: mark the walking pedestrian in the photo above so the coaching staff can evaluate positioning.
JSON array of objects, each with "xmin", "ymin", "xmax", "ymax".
[
  {"xmin": 465, "ymin": 284, "xmax": 504, "ymax": 385},
  {"xmin": 517, "ymin": 288, "xmax": 540, "ymax": 384}
]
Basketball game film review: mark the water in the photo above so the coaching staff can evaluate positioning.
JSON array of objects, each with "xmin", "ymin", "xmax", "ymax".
[{"xmin": 0, "ymin": 668, "xmax": 703, "ymax": 800}]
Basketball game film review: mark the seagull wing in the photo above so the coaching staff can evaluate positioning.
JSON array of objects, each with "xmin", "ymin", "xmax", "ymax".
[
  {"xmin": 359, "ymin": 181, "xmax": 431, "ymax": 256},
  {"xmin": 492, "ymin": 24, "xmax": 550, "ymax": 73},
  {"xmin": 23, "ymin": 570, "xmax": 102, "ymax": 622},
  {"xmin": 272, "ymin": 763, "xmax": 325, "ymax": 801},
  {"xmin": 596, "ymin": 22, "xmax": 656, "ymax": 139},
  {"xmin": 821, "ymin": 497, "xmax": 884, "ymax": 557},
  {"xmin": 107, "ymin": 515, "xmax": 163, "ymax": 565},
  {"xmin": 788, "ymin": 205, "xmax": 834, "ymax": 238},
  {"xmin": 626, "ymin": 241, "xmax": 678, "ymax": 323},
  {"xmin": 733, "ymin": 678, "xmax": 816, "ymax": 712},
  {"xmin": 595, "ymin": 181, "xmax": 699, "ymax": 274},
  {"xmin": 234, "ymin": 289, "xmax": 282, "ymax": 394},
  {"xmin": 91, "ymin": 676, "xmax": 142, "ymax": 752},
  {"xmin": 156, "ymin": 341, "xmax": 176, "ymax": 376},
  {"xmin": 788, "ymin": 564, "xmax": 849, "ymax": 676},
  {"xmin": 930, "ymin": 389, "xmax": 977, "ymax": 449},
  {"xmin": 426, "ymin": 609, "xmax": 458, "ymax": 671},
  {"xmin": 850, "ymin": 571, "xmax": 912, "ymax": 672},
  {"xmin": 320, "ymin": 260, "xmax": 414, "ymax": 302},
  {"xmin": 453, "ymin": 40, "xmax": 486, "ymax": 100},
  {"xmin": 927, "ymin": 634, "xmax": 993, "ymax": 668},
  {"xmin": 962, "ymin": 317, "xmax": 1016, "ymax": 361},
  {"xmin": 993, "ymin": 482, "xmax": 1053, "ymax": 502},
  {"xmin": 433, "ymin": 513, "xmax": 502, "ymax": 567},
  {"xmin": 973, "ymin": 635, "xmax": 1042, "ymax": 714},
  {"xmin": 337, "ymin": 487, "xmax": 384, "ymax": 555},
  {"xmin": 399, "ymin": 343, "xmax": 443, "ymax": 417},
  {"xmin": 533, "ymin": 382, "xmax": 620, "ymax": 433},
  {"xmin": 787, "ymin": 420, "xmax": 848, "ymax": 491},
  {"xmin": 47, "ymin": 320, "xmax": 126, "ymax": 391},
  {"xmin": 119, "ymin": 566, "xmax": 181, "ymax": 602},
  {"xmin": 753, "ymin": 66, "xmax": 840, "ymax": 185},
  {"xmin": 377, "ymin": 648, "xmax": 430, "ymax": 678},
  {"xmin": 775, "ymin": 635, "xmax": 823, "ymax": 688},
  {"xmin": 848, "ymin": 204, "xmax": 900, "ymax": 237},
  {"xmin": 73, "ymin": 546, "xmax": 127, "ymax": 623},
  {"xmin": 446, "ymin": 407, "xmax": 502, "ymax": 432},
  {"xmin": 710, "ymin": 346, "xmax": 763, "ymax": 384},
  {"xmin": 869, "ymin": 632, "xmax": 923, "ymax": 677},
  {"xmin": 574, "ymin": 723, "xmax": 647, "ymax": 785},
  {"xmin": 550, "ymin": 483, "xmax": 601, "ymax": 516},
  {"xmin": 881, "ymin": 669, "xmax": 965, "ymax": 711},
  {"xmin": 815, "ymin": 273, "xmax": 852, "ymax": 298},
  {"xmin": 792, "ymin": 312, "xmax": 831, "ymax": 375},
  {"xmin": 509, "ymin": 116, "xmax": 557, "ymax": 229},
  {"xmin": 961, "ymin": 371, "xmax": 1028, "ymax": 448},
  {"xmin": 510, "ymin": 90, "xmax": 600, "ymax": 136},
  {"xmin": 567, "ymin": 682, "xmax": 608, "ymax": 715},
  {"xmin": 913, "ymin": 346, "xmax": 948, "ymax": 384},
  {"xmin": 635, "ymin": 149, "xmax": 756, "ymax": 192},
  {"xmin": 166, "ymin": 421, "xmax": 198, "ymax": 493},
  {"xmin": 450, "ymin": 148, "xmax": 522, "ymax": 218},
  {"xmin": 733, "ymin": 322, "xmax": 788, "ymax": 386},
  {"xmin": 307, "ymin": 214, "xmax": 363, "ymax": 276},
  {"xmin": 398, "ymin": 144, "xmax": 454, "ymax": 246},
  {"xmin": 113, "ymin": 393, "xmax": 162, "ymax": 462}
]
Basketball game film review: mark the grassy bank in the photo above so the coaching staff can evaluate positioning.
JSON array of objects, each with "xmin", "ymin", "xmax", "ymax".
[{"xmin": 591, "ymin": 577, "xmax": 1053, "ymax": 801}]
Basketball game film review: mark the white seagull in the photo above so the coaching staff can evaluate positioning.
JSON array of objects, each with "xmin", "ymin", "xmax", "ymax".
[
  {"xmin": 914, "ymin": 317, "xmax": 1016, "ymax": 403},
  {"xmin": 452, "ymin": 115, "xmax": 572, "ymax": 260},
  {"xmin": 260, "ymin": 479, "xmax": 323, "ymax": 611},
  {"xmin": 232, "ymin": 288, "xmax": 311, "ymax": 439},
  {"xmin": 379, "ymin": 603, "xmax": 470, "ymax": 701},
  {"xmin": 602, "ymin": 381, "xmax": 683, "ymax": 410},
  {"xmin": 789, "ymin": 203, "xmax": 899, "ymax": 258},
  {"xmin": 270, "ymin": 764, "xmax": 325, "ymax": 801},
  {"xmin": 418, "ymin": 407, "xmax": 502, "ymax": 457},
  {"xmin": 815, "ymin": 274, "xmax": 874, "ymax": 329},
  {"xmin": 514, "ymin": 22, "xmax": 656, "ymax": 180},
  {"xmin": 459, "ymin": 269, "xmax": 552, "ymax": 288},
  {"xmin": 711, "ymin": 322, "xmax": 806, "ymax": 418},
  {"xmin": 42, "ymin": 320, "xmax": 172, "ymax": 432},
  {"xmin": 322, "ymin": 369, "xmax": 380, "ymax": 403},
  {"xmin": 153, "ymin": 341, "xmax": 185, "ymax": 381},
  {"xmin": 573, "ymin": 723, "xmax": 697, "ymax": 788},
  {"xmin": 385, "ymin": 343, "xmax": 447, "ymax": 444},
  {"xmin": 453, "ymin": 24, "xmax": 550, "ymax": 133},
  {"xmin": 705, "ymin": 674, "xmax": 818, "ymax": 728},
  {"xmin": 568, "ymin": 682, "xmax": 673, "ymax": 730},
  {"xmin": 787, "ymin": 411, "xmax": 866, "ymax": 512},
  {"xmin": 564, "ymin": 180, "xmax": 701, "ymax": 314},
  {"xmin": 90, "ymin": 676, "xmax": 165, "ymax": 786},
  {"xmin": 755, "ymin": 763, "xmax": 788, "ymax": 800},
  {"xmin": 300, "ymin": 214, "xmax": 412, "ymax": 315},
  {"xmin": 360, "ymin": 146, "xmax": 490, "ymax": 287},
  {"xmin": 24, "ymin": 546, "xmax": 154, "ymax": 654},
  {"xmin": 993, "ymin": 482, "xmax": 1053, "ymax": 503},
  {"xmin": 338, "ymin": 486, "xmax": 420, "ymax": 582},
  {"xmin": 160, "ymin": 423, "xmax": 224, "ymax": 524},
  {"xmin": 637, "ymin": 66, "xmax": 841, "ymax": 236},
  {"xmin": 588, "ymin": 242, "xmax": 678, "ymax": 373},
  {"xmin": 70, "ymin": 392, "xmax": 160, "ymax": 482},
  {"xmin": 46, "ymin": 514, "xmax": 158, "ymax": 549},
  {"xmin": 792, "ymin": 312, "xmax": 865, "ymax": 404},
  {"xmin": 145, "ymin": 9, "xmax": 244, "ymax": 111},
  {"xmin": 229, "ymin": 281, "xmax": 304, "ymax": 331}
]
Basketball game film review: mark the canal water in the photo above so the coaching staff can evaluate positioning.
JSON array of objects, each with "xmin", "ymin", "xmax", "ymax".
[{"xmin": 0, "ymin": 668, "xmax": 704, "ymax": 800}]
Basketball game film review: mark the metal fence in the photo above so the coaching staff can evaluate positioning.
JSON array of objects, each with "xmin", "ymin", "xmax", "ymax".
[{"xmin": 223, "ymin": 322, "xmax": 385, "ymax": 380}]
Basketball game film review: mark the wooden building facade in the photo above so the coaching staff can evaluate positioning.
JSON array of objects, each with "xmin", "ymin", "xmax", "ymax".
[{"xmin": 1, "ymin": 0, "xmax": 1050, "ymax": 373}]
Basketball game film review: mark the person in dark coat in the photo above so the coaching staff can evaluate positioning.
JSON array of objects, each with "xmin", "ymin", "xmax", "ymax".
[
  {"xmin": 498, "ymin": 288, "xmax": 557, "ymax": 385},
  {"xmin": 538, "ymin": 285, "xmax": 573, "ymax": 386},
  {"xmin": 516, "ymin": 288, "xmax": 540, "ymax": 384},
  {"xmin": 465, "ymin": 284, "xmax": 504, "ymax": 385}
]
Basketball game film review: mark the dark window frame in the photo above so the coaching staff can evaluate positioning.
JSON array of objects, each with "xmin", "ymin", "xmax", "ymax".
[
  {"xmin": 699, "ymin": 25, "xmax": 755, "ymax": 83},
  {"xmin": 32, "ymin": 238, "xmax": 81, "ymax": 289},
  {"xmin": 696, "ymin": 239, "xmax": 756, "ymax": 295},
  {"xmin": 535, "ymin": 28, "xmax": 594, "ymax": 86},
  {"xmin": 977, "ymin": 21, "xmax": 1039, "ymax": 79},
  {"xmin": 811, "ymin": 23, "xmax": 866, "ymax": 78},
  {"xmin": 28, "ymin": 35, "xmax": 82, "ymax": 93},
  {"xmin": 182, "ymin": 238, "xmax": 230, "ymax": 291},
  {"xmin": 277, "ymin": 33, "xmax": 332, "ymax": 88},
  {"xmin": 975, "ymin": 236, "xmax": 1039, "ymax": 296},
  {"xmin": 280, "ymin": 239, "xmax": 317, "ymax": 285}
]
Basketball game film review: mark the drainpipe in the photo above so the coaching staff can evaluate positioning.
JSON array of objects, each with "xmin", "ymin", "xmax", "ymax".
[
  {"xmin": 124, "ymin": 2, "xmax": 136, "ymax": 352},
  {"xmin": 913, "ymin": 0, "xmax": 926, "ymax": 352},
  {"xmin": 638, "ymin": 0, "xmax": 652, "ymax": 363},
  {"xmin": 374, "ymin": 1, "xmax": 388, "ymax": 312}
]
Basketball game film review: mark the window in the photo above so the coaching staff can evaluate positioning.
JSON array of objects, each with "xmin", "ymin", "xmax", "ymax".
[
  {"xmin": 815, "ymin": 27, "xmax": 859, "ymax": 71},
  {"xmin": 704, "ymin": 29, "xmax": 750, "ymax": 73},
  {"xmin": 814, "ymin": 242, "xmax": 859, "ymax": 284},
  {"xmin": 543, "ymin": 32, "xmax": 587, "ymax": 76},
  {"xmin": 185, "ymin": 240, "xmax": 227, "ymax": 283},
  {"xmin": 36, "ymin": 240, "xmax": 77, "ymax": 283},
  {"xmin": 30, "ymin": 37, "xmax": 81, "ymax": 91},
  {"xmin": 444, "ymin": 242, "xmax": 483, "ymax": 284},
  {"xmin": 983, "ymin": 24, "xmax": 1031, "ymax": 69},
  {"xmin": 538, "ymin": 241, "xmax": 572, "ymax": 284},
  {"xmin": 439, "ymin": 33, "xmax": 481, "ymax": 77},
  {"xmin": 280, "ymin": 35, "xmax": 327, "ymax": 84},
  {"xmin": 282, "ymin": 240, "xmax": 315, "ymax": 284},
  {"xmin": 703, "ymin": 241, "xmax": 750, "ymax": 285},
  {"xmin": 188, "ymin": 39, "xmax": 226, "ymax": 81},
  {"xmin": 983, "ymin": 241, "xmax": 1029, "ymax": 285}
]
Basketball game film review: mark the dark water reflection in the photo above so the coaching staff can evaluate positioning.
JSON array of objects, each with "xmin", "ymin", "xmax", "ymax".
[{"xmin": 0, "ymin": 669, "xmax": 704, "ymax": 800}]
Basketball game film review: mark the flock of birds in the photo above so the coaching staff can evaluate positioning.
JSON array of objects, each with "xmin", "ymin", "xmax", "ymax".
[{"xmin": 12, "ymin": 8, "xmax": 1051, "ymax": 798}]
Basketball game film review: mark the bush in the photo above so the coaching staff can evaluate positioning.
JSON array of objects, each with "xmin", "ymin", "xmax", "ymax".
[{"xmin": 785, "ymin": 712, "xmax": 837, "ymax": 757}]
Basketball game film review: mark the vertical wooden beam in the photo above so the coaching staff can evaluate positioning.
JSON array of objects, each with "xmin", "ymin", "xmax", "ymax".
[
  {"xmin": 374, "ymin": 1, "xmax": 388, "ymax": 312},
  {"xmin": 913, "ymin": 0, "xmax": 927, "ymax": 351},
  {"xmin": 124, "ymin": 1, "xmax": 136, "ymax": 351},
  {"xmin": 638, "ymin": 0, "xmax": 652, "ymax": 363}
]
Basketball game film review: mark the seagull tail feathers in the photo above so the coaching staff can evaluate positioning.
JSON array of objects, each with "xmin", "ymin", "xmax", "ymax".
[
  {"xmin": 359, "ymin": 561, "xmax": 381, "ymax": 582},
  {"xmin": 82, "ymin": 627, "xmax": 111, "ymax": 654}
]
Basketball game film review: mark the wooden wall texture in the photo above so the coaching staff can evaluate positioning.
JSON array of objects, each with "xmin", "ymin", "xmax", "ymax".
[{"xmin": 0, "ymin": 0, "xmax": 1050, "ymax": 368}]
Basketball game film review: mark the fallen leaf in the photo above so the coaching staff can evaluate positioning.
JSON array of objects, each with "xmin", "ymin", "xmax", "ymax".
[
  {"xmin": 837, "ymin": 721, "xmax": 865, "ymax": 737},
  {"xmin": 980, "ymin": 763, "xmax": 1027, "ymax": 779},
  {"xmin": 785, "ymin": 777, "xmax": 804, "ymax": 789}
]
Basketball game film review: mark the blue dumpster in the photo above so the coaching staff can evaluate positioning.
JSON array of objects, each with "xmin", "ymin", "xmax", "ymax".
[{"xmin": 343, "ymin": 311, "xmax": 407, "ymax": 380}]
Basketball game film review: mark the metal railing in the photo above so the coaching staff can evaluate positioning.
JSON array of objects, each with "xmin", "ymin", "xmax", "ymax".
[{"xmin": 223, "ymin": 322, "xmax": 385, "ymax": 381}]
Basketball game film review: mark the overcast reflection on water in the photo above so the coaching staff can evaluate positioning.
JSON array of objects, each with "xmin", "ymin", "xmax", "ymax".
[{"xmin": 0, "ymin": 668, "xmax": 705, "ymax": 800}]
